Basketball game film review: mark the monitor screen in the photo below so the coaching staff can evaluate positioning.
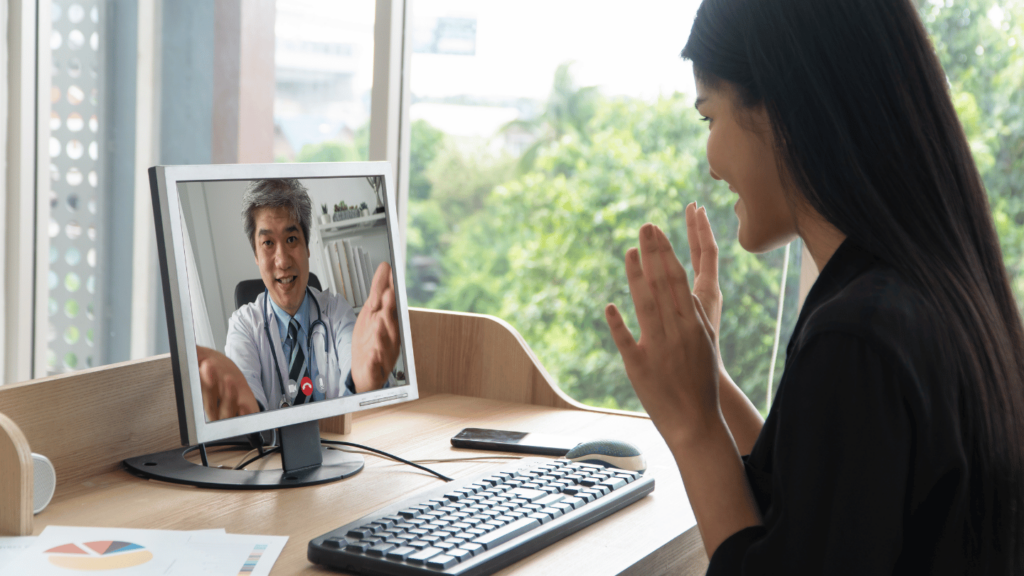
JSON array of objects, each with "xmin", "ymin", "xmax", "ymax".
[{"xmin": 150, "ymin": 163, "xmax": 418, "ymax": 447}]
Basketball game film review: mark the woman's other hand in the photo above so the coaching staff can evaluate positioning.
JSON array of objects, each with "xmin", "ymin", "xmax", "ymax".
[{"xmin": 605, "ymin": 223, "xmax": 723, "ymax": 440}]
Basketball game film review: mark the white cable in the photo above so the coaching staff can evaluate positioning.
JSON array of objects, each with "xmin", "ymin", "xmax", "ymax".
[{"xmin": 767, "ymin": 242, "xmax": 791, "ymax": 409}]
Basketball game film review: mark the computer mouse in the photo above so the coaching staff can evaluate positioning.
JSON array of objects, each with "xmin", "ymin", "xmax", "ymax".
[{"xmin": 565, "ymin": 439, "xmax": 646, "ymax": 473}]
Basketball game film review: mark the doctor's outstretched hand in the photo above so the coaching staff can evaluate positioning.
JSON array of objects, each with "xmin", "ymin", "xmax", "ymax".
[
  {"xmin": 196, "ymin": 345, "xmax": 260, "ymax": 422},
  {"xmin": 351, "ymin": 262, "xmax": 400, "ymax": 393},
  {"xmin": 604, "ymin": 222, "xmax": 722, "ymax": 440}
]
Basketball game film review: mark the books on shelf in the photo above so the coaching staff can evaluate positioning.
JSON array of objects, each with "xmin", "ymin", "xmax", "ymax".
[{"xmin": 326, "ymin": 238, "xmax": 374, "ymax": 309}]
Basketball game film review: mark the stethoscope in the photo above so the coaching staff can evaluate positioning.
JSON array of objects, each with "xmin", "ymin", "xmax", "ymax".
[{"xmin": 263, "ymin": 286, "xmax": 329, "ymax": 408}]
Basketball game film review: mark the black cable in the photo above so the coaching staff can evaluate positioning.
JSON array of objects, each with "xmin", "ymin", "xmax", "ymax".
[
  {"xmin": 199, "ymin": 443, "xmax": 209, "ymax": 467},
  {"xmin": 235, "ymin": 446, "xmax": 280, "ymax": 470},
  {"xmin": 321, "ymin": 439, "xmax": 453, "ymax": 482}
]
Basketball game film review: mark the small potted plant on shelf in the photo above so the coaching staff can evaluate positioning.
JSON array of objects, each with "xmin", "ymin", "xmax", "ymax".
[
  {"xmin": 334, "ymin": 201, "xmax": 360, "ymax": 221},
  {"xmin": 359, "ymin": 202, "xmax": 370, "ymax": 217},
  {"xmin": 319, "ymin": 204, "xmax": 331, "ymax": 225}
]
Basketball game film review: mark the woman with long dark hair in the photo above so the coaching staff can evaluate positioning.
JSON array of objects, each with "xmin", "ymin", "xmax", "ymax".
[{"xmin": 604, "ymin": 0, "xmax": 1024, "ymax": 572}]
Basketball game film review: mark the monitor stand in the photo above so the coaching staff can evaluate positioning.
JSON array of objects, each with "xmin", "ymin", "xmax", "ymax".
[{"xmin": 123, "ymin": 421, "xmax": 363, "ymax": 489}]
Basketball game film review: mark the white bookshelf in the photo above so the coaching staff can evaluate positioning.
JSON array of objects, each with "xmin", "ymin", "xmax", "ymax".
[
  {"xmin": 317, "ymin": 213, "xmax": 386, "ymax": 237},
  {"xmin": 310, "ymin": 213, "xmax": 389, "ymax": 314}
]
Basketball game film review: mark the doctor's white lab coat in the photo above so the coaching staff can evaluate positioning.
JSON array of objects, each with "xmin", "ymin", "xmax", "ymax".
[{"xmin": 225, "ymin": 286, "xmax": 356, "ymax": 410}]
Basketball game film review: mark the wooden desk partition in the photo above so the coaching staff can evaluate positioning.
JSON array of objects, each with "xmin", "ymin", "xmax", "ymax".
[{"xmin": 0, "ymin": 308, "xmax": 706, "ymax": 575}]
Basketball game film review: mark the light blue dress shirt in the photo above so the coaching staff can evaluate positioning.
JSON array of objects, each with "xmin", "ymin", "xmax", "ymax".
[{"xmin": 269, "ymin": 291, "xmax": 326, "ymax": 402}]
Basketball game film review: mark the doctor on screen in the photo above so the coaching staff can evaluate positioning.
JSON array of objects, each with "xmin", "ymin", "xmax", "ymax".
[{"xmin": 195, "ymin": 178, "xmax": 400, "ymax": 422}]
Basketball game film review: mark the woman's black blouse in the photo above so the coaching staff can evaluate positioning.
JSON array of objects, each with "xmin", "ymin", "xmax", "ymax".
[{"xmin": 707, "ymin": 239, "xmax": 972, "ymax": 575}]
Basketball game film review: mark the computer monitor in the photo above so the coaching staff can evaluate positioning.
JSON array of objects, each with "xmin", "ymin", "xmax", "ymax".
[{"xmin": 124, "ymin": 162, "xmax": 419, "ymax": 489}]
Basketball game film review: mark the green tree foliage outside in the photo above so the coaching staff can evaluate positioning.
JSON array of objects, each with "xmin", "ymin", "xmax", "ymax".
[{"xmin": 410, "ymin": 90, "xmax": 801, "ymax": 412}]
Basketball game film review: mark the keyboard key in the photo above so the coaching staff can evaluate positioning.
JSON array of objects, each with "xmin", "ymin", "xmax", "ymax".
[
  {"xmin": 553, "ymin": 503, "xmax": 575, "ymax": 514},
  {"xmin": 406, "ymin": 540, "xmax": 430, "ymax": 550},
  {"xmin": 435, "ymin": 541, "xmax": 457, "ymax": 551},
  {"xmin": 346, "ymin": 527, "xmax": 376, "ymax": 539},
  {"xmin": 535, "ymin": 493, "xmax": 566, "ymax": 507},
  {"xmin": 385, "ymin": 546, "xmax": 416, "ymax": 560},
  {"xmin": 528, "ymin": 512, "xmax": 553, "ymax": 524},
  {"xmin": 449, "ymin": 547, "xmax": 473, "ymax": 561},
  {"xmin": 366, "ymin": 543, "xmax": 395, "ymax": 557},
  {"xmin": 321, "ymin": 536, "xmax": 346, "ymax": 549},
  {"xmin": 473, "ymin": 517, "xmax": 541, "ymax": 550},
  {"xmin": 459, "ymin": 542, "xmax": 484, "ymax": 556},
  {"xmin": 427, "ymin": 554, "xmax": 460, "ymax": 569},
  {"xmin": 540, "ymin": 506, "xmax": 564, "ymax": 519},
  {"xmin": 600, "ymin": 477, "xmax": 628, "ymax": 491},
  {"xmin": 407, "ymin": 547, "xmax": 444, "ymax": 565},
  {"xmin": 345, "ymin": 542, "xmax": 371, "ymax": 553},
  {"xmin": 563, "ymin": 497, "xmax": 585, "ymax": 509}
]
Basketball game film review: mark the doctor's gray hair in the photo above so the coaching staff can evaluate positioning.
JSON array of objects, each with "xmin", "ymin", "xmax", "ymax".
[{"xmin": 240, "ymin": 179, "xmax": 313, "ymax": 252}]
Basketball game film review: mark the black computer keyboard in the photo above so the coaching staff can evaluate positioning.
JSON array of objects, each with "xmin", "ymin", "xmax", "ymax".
[{"xmin": 308, "ymin": 457, "xmax": 655, "ymax": 575}]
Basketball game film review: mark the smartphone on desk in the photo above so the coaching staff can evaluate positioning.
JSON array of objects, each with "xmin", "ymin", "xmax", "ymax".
[{"xmin": 451, "ymin": 427, "xmax": 579, "ymax": 456}]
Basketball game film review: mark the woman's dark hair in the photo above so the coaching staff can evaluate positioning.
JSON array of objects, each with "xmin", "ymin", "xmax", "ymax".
[{"xmin": 682, "ymin": 0, "xmax": 1024, "ymax": 571}]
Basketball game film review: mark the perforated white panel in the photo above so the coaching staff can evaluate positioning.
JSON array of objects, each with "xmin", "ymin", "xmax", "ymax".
[{"xmin": 46, "ymin": 0, "xmax": 102, "ymax": 374}]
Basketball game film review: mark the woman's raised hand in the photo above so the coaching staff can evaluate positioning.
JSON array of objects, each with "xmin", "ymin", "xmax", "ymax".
[
  {"xmin": 605, "ymin": 222, "xmax": 722, "ymax": 439},
  {"xmin": 687, "ymin": 203, "xmax": 723, "ymax": 361}
]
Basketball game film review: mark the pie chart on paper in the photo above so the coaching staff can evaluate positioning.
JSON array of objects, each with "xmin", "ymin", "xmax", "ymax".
[{"xmin": 44, "ymin": 540, "xmax": 153, "ymax": 571}]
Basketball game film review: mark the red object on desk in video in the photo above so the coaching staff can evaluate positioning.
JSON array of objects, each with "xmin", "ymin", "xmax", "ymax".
[{"xmin": 301, "ymin": 377, "xmax": 313, "ymax": 396}]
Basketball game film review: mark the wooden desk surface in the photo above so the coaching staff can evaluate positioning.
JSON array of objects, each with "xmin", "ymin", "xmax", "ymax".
[{"xmin": 30, "ymin": 394, "xmax": 704, "ymax": 575}]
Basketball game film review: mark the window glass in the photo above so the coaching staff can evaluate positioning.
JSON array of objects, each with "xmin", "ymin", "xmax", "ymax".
[
  {"xmin": 406, "ymin": 0, "xmax": 803, "ymax": 413},
  {"xmin": 275, "ymin": 0, "xmax": 376, "ymax": 164},
  {"xmin": 921, "ymin": 0, "xmax": 1024, "ymax": 315}
]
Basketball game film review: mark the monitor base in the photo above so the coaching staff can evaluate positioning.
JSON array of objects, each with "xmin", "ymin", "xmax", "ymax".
[{"xmin": 123, "ymin": 443, "xmax": 364, "ymax": 489}]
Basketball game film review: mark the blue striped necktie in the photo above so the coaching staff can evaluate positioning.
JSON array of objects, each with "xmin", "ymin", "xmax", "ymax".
[{"xmin": 286, "ymin": 318, "xmax": 312, "ymax": 405}]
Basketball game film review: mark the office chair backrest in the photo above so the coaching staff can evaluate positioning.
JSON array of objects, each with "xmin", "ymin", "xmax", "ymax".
[{"xmin": 234, "ymin": 272, "xmax": 322, "ymax": 310}]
